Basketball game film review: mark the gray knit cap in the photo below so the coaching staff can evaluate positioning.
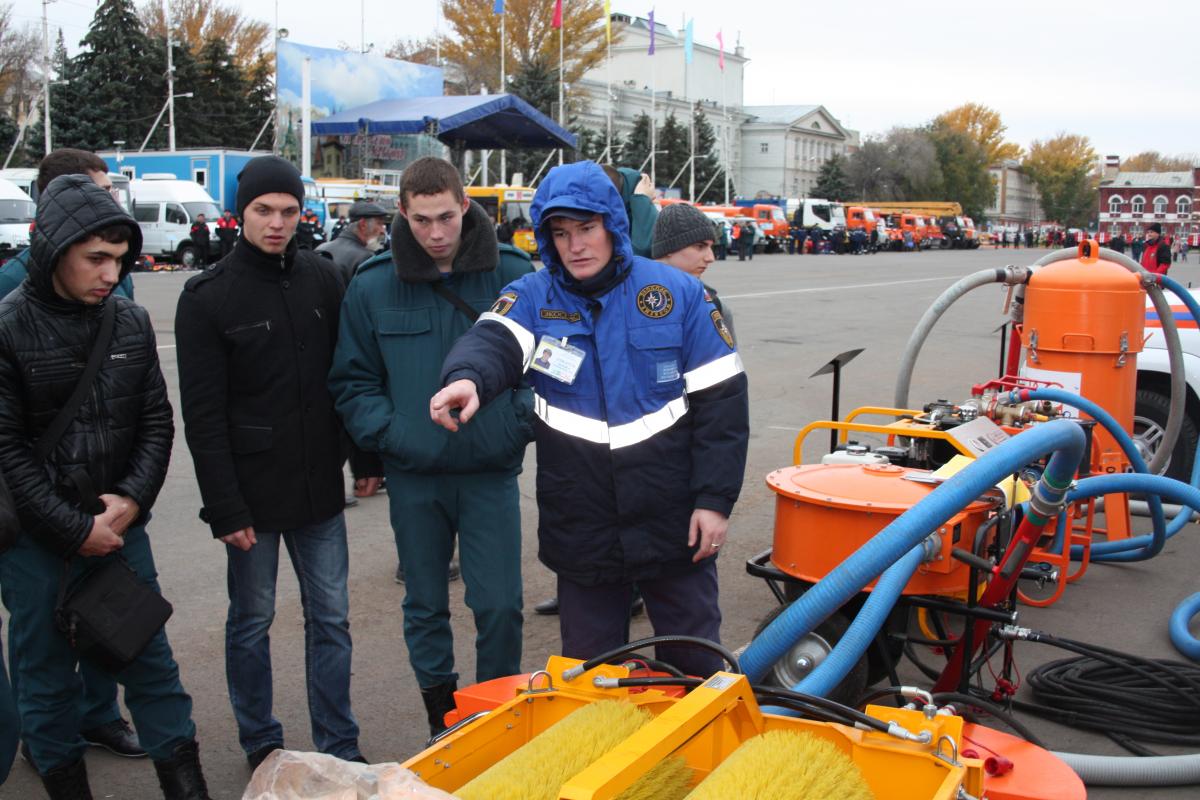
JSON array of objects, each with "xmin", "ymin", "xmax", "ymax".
[{"xmin": 651, "ymin": 203, "xmax": 717, "ymax": 259}]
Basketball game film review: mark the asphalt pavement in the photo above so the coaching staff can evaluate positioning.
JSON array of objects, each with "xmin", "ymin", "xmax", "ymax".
[{"xmin": 2, "ymin": 247, "xmax": 1198, "ymax": 798}]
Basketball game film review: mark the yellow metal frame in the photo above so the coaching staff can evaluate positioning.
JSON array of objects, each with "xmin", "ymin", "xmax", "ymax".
[
  {"xmin": 402, "ymin": 656, "xmax": 984, "ymax": 800},
  {"xmin": 792, "ymin": 406, "xmax": 975, "ymax": 465}
]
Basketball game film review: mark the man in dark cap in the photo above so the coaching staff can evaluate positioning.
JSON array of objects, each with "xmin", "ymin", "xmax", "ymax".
[
  {"xmin": 175, "ymin": 156, "xmax": 376, "ymax": 769},
  {"xmin": 1140, "ymin": 223, "xmax": 1172, "ymax": 275},
  {"xmin": 316, "ymin": 200, "xmax": 388, "ymax": 285},
  {"xmin": 652, "ymin": 203, "xmax": 735, "ymax": 341}
]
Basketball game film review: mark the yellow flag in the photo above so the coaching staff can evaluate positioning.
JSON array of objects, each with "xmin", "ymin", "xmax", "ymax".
[{"xmin": 604, "ymin": 0, "xmax": 611, "ymax": 42}]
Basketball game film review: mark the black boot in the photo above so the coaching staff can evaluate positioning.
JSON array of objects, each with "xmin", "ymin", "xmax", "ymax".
[
  {"xmin": 39, "ymin": 759, "xmax": 93, "ymax": 800},
  {"xmin": 420, "ymin": 681, "xmax": 458, "ymax": 737},
  {"xmin": 152, "ymin": 740, "xmax": 212, "ymax": 800}
]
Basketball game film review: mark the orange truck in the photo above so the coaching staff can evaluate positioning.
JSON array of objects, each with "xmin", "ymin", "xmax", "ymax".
[
  {"xmin": 690, "ymin": 203, "xmax": 790, "ymax": 252},
  {"xmin": 888, "ymin": 213, "xmax": 925, "ymax": 248}
]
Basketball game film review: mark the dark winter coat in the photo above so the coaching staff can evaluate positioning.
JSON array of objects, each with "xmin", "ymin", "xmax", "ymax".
[
  {"xmin": 316, "ymin": 225, "xmax": 376, "ymax": 285},
  {"xmin": 329, "ymin": 200, "xmax": 534, "ymax": 476},
  {"xmin": 614, "ymin": 166, "xmax": 659, "ymax": 258},
  {"xmin": 0, "ymin": 175, "xmax": 171, "ymax": 558},
  {"xmin": 175, "ymin": 233, "xmax": 352, "ymax": 537}
]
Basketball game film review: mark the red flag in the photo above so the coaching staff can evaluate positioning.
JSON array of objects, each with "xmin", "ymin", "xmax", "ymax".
[
  {"xmin": 552, "ymin": 0, "xmax": 563, "ymax": 29},
  {"xmin": 716, "ymin": 30, "xmax": 725, "ymax": 71}
]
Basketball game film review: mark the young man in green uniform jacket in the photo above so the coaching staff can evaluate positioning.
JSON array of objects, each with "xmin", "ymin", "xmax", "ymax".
[{"xmin": 328, "ymin": 157, "xmax": 534, "ymax": 736}]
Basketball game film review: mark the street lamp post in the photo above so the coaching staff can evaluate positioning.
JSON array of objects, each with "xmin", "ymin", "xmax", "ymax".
[{"xmin": 140, "ymin": 92, "xmax": 193, "ymax": 152}]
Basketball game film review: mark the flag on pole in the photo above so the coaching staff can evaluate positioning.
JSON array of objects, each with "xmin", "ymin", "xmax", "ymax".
[
  {"xmin": 716, "ymin": 29, "xmax": 725, "ymax": 71},
  {"xmin": 604, "ymin": 0, "xmax": 611, "ymax": 42},
  {"xmin": 493, "ymin": 0, "xmax": 504, "ymax": 13},
  {"xmin": 683, "ymin": 19, "xmax": 693, "ymax": 64},
  {"xmin": 648, "ymin": 8, "xmax": 655, "ymax": 54},
  {"xmin": 551, "ymin": 0, "xmax": 562, "ymax": 29}
]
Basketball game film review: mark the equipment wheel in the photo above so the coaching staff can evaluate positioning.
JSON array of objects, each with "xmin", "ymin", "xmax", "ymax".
[
  {"xmin": 1133, "ymin": 387, "xmax": 1197, "ymax": 482},
  {"xmin": 752, "ymin": 603, "xmax": 867, "ymax": 706}
]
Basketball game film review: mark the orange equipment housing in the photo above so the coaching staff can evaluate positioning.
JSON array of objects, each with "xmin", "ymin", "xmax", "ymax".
[
  {"xmin": 766, "ymin": 463, "xmax": 994, "ymax": 595},
  {"xmin": 1018, "ymin": 245, "xmax": 1145, "ymax": 539},
  {"xmin": 890, "ymin": 213, "xmax": 925, "ymax": 246}
]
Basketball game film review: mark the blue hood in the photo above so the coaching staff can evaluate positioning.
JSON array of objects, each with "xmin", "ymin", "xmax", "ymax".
[{"xmin": 531, "ymin": 161, "xmax": 634, "ymax": 280}]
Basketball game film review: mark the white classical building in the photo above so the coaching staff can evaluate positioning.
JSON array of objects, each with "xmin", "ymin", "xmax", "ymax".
[
  {"xmin": 986, "ymin": 160, "xmax": 1044, "ymax": 229},
  {"xmin": 573, "ymin": 13, "xmax": 857, "ymax": 200}
]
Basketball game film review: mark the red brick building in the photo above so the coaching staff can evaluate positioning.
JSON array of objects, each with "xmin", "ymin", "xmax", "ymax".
[{"xmin": 1098, "ymin": 156, "xmax": 1198, "ymax": 245}]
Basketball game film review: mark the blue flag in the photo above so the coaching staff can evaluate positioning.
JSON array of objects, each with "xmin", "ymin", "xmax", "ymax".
[
  {"xmin": 493, "ymin": 0, "xmax": 503, "ymax": 13},
  {"xmin": 684, "ymin": 19, "xmax": 694, "ymax": 64}
]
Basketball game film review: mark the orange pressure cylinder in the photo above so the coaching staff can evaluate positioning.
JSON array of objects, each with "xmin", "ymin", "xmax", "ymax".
[{"xmin": 1019, "ymin": 242, "xmax": 1144, "ymax": 501}]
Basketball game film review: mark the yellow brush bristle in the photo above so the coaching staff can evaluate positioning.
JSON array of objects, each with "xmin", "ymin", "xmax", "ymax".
[
  {"xmin": 455, "ymin": 699, "xmax": 688, "ymax": 800},
  {"xmin": 684, "ymin": 730, "xmax": 875, "ymax": 800},
  {"xmin": 615, "ymin": 756, "xmax": 692, "ymax": 800}
]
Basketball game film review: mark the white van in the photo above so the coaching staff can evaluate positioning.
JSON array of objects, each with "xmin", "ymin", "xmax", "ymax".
[
  {"xmin": 130, "ymin": 174, "xmax": 220, "ymax": 267},
  {"xmin": 0, "ymin": 178, "xmax": 35, "ymax": 260}
]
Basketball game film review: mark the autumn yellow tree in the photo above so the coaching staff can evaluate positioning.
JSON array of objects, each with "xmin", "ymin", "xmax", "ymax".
[
  {"xmin": 140, "ymin": 0, "xmax": 270, "ymax": 75},
  {"xmin": 1119, "ymin": 151, "xmax": 1197, "ymax": 172},
  {"xmin": 935, "ymin": 103, "xmax": 1022, "ymax": 166},
  {"xmin": 1023, "ymin": 133, "xmax": 1098, "ymax": 228},
  {"xmin": 437, "ymin": 0, "xmax": 612, "ymax": 102}
]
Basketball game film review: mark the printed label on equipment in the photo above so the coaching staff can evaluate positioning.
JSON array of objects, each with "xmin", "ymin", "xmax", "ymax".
[
  {"xmin": 703, "ymin": 675, "xmax": 736, "ymax": 690},
  {"xmin": 945, "ymin": 416, "xmax": 1011, "ymax": 457},
  {"xmin": 1019, "ymin": 366, "xmax": 1083, "ymax": 414}
]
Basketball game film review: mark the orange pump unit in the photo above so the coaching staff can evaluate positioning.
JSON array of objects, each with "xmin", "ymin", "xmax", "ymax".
[{"xmin": 1018, "ymin": 245, "xmax": 1146, "ymax": 538}]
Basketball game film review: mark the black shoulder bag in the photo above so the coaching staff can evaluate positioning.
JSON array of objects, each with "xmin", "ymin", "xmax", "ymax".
[
  {"xmin": 430, "ymin": 281, "xmax": 480, "ymax": 323},
  {"xmin": 40, "ymin": 301, "xmax": 174, "ymax": 672}
]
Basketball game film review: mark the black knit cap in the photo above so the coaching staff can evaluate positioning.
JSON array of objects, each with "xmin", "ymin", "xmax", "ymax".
[
  {"xmin": 1147, "ymin": 223, "xmax": 1162, "ymax": 235},
  {"xmin": 236, "ymin": 155, "xmax": 306, "ymax": 217},
  {"xmin": 652, "ymin": 203, "xmax": 717, "ymax": 259}
]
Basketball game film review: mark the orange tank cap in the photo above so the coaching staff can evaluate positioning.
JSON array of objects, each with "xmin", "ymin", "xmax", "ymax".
[{"xmin": 767, "ymin": 463, "xmax": 991, "ymax": 513}]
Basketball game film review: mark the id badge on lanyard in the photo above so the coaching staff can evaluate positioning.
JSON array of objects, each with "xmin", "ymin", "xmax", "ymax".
[{"xmin": 529, "ymin": 334, "xmax": 586, "ymax": 384}]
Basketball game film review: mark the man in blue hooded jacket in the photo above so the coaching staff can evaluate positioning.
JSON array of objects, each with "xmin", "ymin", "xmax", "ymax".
[{"xmin": 430, "ymin": 161, "xmax": 749, "ymax": 677}]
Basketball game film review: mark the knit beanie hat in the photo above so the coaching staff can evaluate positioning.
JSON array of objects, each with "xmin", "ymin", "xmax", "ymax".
[
  {"xmin": 652, "ymin": 203, "xmax": 717, "ymax": 259},
  {"xmin": 236, "ymin": 156, "xmax": 306, "ymax": 217}
]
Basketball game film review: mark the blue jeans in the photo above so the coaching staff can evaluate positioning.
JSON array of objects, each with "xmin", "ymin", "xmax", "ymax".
[
  {"xmin": 224, "ymin": 512, "xmax": 359, "ymax": 759},
  {"xmin": 0, "ymin": 526, "xmax": 195, "ymax": 773}
]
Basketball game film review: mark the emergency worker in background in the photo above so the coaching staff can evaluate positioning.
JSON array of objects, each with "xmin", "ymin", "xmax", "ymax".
[
  {"xmin": 216, "ymin": 210, "xmax": 239, "ymax": 259},
  {"xmin": 1140, "ymin": 223, "xmax": 1172, "ymax": 275},
  {"xmin": 430, "ymin": 160, "xmax": 749, "ymax": 678},
  {"xmin": 189, "ymin": 213, "xmax": 210, "ymax": 267}
]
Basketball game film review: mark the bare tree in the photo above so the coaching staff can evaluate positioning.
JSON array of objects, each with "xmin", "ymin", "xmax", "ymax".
[{"xmin": 0, "ymin": 5, "xmax": 44, "ymax": 123}]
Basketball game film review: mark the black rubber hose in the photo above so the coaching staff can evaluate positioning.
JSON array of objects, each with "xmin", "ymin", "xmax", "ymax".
[
  {"xmin": 931, "ymin": 691, "xmax": 1048, "ymax": 748},
  {"xmin": 622, "ymin": 657, "xmax": 688, "ymax": 679},
  {"xmin": 608, "ymin": 676, "xmax": 884, "ymax": 731},
  {"xmin": 570, "ymin": 635, "xmax": 741, "ymax": 678},
  {"xmin": 1016, "ymin": 631, "xmax": 1200, "ymax": 751}
]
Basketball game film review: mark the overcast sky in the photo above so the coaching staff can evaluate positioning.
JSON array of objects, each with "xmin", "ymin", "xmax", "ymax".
[{"xmin": 13, "ymin": 0, "xmax": 1200, "ymax": 160}]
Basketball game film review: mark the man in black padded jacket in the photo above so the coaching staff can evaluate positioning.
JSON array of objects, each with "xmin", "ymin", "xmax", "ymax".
[{"xmin": 0, "ymin": 175, "xmax": 210, "ymax": 799}]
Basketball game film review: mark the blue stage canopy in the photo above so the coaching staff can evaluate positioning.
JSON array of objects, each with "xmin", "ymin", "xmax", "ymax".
[{"xmin": 310, "ymin": 94, "xmax": 576, "ymax": 150}]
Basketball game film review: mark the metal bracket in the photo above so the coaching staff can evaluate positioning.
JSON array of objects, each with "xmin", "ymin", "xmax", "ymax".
[
  {"xmin": 1116, "ymin": 331, "xmax": 1129, "ymax": 367},
  {"xmin": 934, "ymin": 733, "xmax": 961, "ymax": 766},
  {"xmin": 526, "ymin": 670, "xmax": 556, "ymax": 694},
  {"xmin": 1028, "ymin": 329, "xmax": 1039, "ymax": 363}
]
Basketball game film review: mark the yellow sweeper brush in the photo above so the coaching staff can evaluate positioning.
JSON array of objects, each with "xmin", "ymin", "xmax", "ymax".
[
  {"xmin": 454, "ymin": 699, "xmax": 691, "ymax": 800},
  {"xmin": 685, "ymin": 730, "xmax": 875, "ymax": 800}
]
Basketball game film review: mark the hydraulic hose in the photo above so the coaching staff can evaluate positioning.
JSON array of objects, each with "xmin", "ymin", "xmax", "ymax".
[
  {"xmin": 1170, "ymin": 593, "xmax": 1200, "ymax": 661},
  {"xmin": 740, "ymin": 419, "xmax": 1086, "ymax": 684},
  {"xmin": 1034, "ymin": 246, "xmax": 1186, "ymax": 474},
  {"xmin": 788, "ymin": 543, "xmax": 925, "ymax": 700},
  {"xmin": 893, "ymin": 266, "xmax": 1030, "ymax": 409},
  {"xmin": 999, "ymin": 627, "xmax": 1200, "ymax": 785},
  {"xmin": 1063, "ymin": 473, "xmax": 1199, "ymax": 563},
  {"xmin": 1014, "ymin": 387, "xmax": 1169, "ymax": 561}
]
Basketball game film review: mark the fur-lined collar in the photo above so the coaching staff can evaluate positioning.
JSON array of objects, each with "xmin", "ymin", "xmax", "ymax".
[{"xmin": 389, "ymin": 199, "xmax": 498, "ymax": 283}]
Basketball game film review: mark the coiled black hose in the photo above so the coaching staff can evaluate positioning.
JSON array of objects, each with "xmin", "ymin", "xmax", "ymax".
[{"xmin": 1017, "ymin": 631, "xmax": 1200, "ymax": 752}]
